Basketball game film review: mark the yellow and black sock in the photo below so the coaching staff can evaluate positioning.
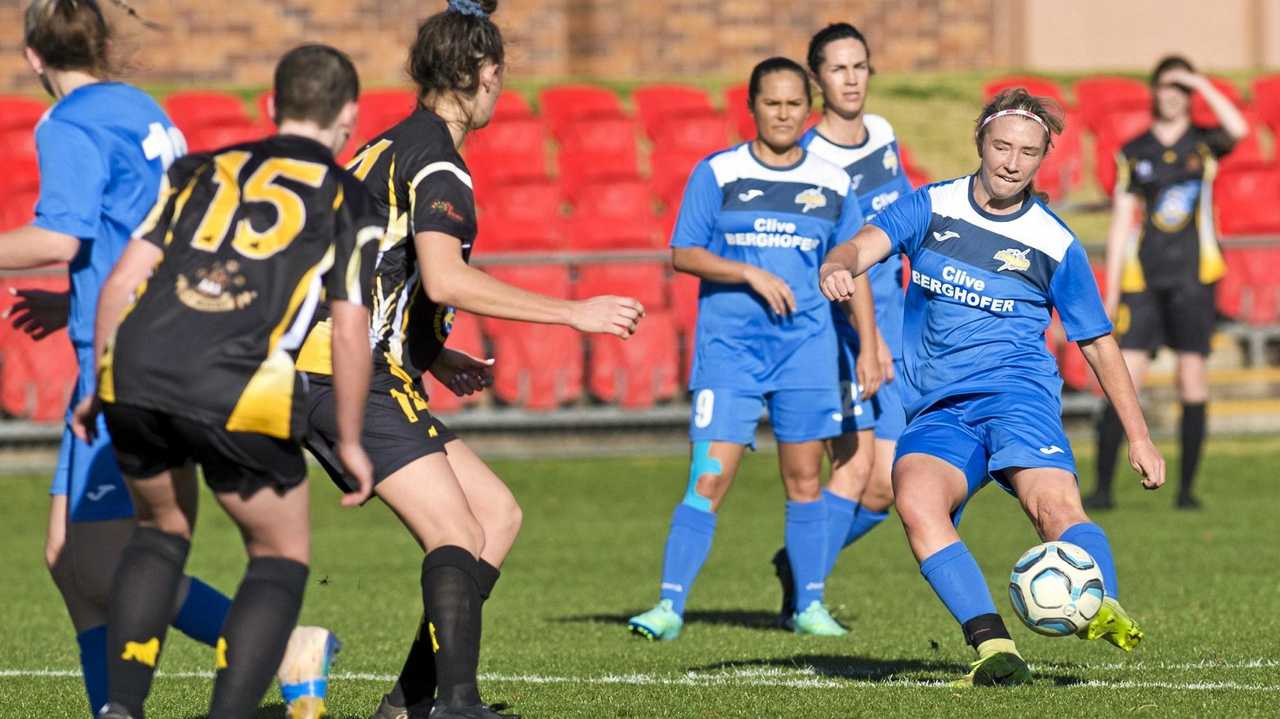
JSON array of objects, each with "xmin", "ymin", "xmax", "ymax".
[{"xmin": 422, "ymin": 546, "xmax": 484, "ymax": 709}]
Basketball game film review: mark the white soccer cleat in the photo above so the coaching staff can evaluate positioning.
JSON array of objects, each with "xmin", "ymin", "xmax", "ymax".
[{"xmin": 277, "ymin": 625, "xmax": 341, "ymax": 719}]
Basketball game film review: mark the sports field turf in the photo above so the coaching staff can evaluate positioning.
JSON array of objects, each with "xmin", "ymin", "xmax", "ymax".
[{"xmin": 2, "ymin": 438, "xmax": 1278, "ymax": 718}]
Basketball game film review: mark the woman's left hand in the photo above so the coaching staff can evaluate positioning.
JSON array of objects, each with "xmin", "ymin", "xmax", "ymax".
[
  {"xmin": 856, "ymin": 344, "xmax": 882, "ymax": 400},
  {"xmin": 429, "ymin": 347, "xmax": 495, "ymax": 397},
  {"xmin": 4, "ymin": 288, "xmax": 69, "ymax": 340}
]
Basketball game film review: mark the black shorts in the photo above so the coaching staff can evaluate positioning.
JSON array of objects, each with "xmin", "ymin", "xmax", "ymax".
[
  {"xmin": 1116, "ymin": 282, "xmax": 1217, "ymax": 356},
  {"xmin": 102, "ymin": 402, "xmax": 306, "ymax": 497},
  {"xmin": 302, "ymin": 369, "xmax": 456, "ymax": 492}
]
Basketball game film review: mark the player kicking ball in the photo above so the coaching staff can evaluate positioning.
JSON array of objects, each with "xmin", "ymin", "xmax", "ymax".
[
  {"xmin": 818, "ymin": 89, "xmax": 1165, "ymax": 686},
  {"xmin": 75, "ymin": 44, "xmax": 379, "ymax": 718}
]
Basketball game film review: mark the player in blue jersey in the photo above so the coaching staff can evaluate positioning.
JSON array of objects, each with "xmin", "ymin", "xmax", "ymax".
[
  {"xmin": 819, "ymin": 89, "xmax": 1166, "ymax": 686},
  {"xmin": 0, "ymin": 3, "xmax": 333, "ymax": 716},
  {"xmin": 772, "ymin": 23, "xmax": 917, "ymax": 625},
  {"xmin": 628, "ymin": 57, "xmax": 874, "ymax": 641}
]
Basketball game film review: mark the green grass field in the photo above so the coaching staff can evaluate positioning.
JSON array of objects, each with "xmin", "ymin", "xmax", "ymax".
[{"xmin": 2, "ymin": 438, "xmax": 1279, "ymax": 718}]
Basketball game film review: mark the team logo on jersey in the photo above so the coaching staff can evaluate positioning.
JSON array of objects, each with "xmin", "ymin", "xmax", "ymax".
[
  {"xmin": 794, "ymin": 187, "xmax": 827, "ymax": 213},
  {"xmin": 176, "ymin": 260, "xmax": 257, "ymax": 312},
  {"xmin": 1134, "ymin": 159, "xmax": 1154, "ymax": 180},
  {"xmin": 86, "ymin": 485, "xmax": 116, "ymax": 502},
  {"xmin": 932, "ymin": 230, "xmax": 960, "ymax": 243},
  {"xmin": 882, "ymin": 148, "xmax": 899, "ymax": 175},
  {"xmin": 1152, "ymin": 180, "xmax": 1199, "ymax": 233},
  {"xmin": 993, "ymin": 248, "xmax": 1031, "ymax": 272},
  {"xmin": 431, "ymin": 200, "xmax": 464, "ymax": 223},
  {"xmin": 435, "ymin": 305, "xmax": 456, "ymax": 343},
  {"xmin": 1039, "ymin": 445, "xmax": 1065, "ymax": 455},
  {"xmin": 738, "ymin": 188, "xmax": 764, "ymax": 202}
]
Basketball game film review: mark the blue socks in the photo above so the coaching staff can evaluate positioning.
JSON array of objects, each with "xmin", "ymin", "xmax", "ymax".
[
  {"xmin": 821, "ymin": 489, "xmax": 889, "ymax": 576},
  {"xmin": 1060, "ymin": 522, "xmax": 1119, "ymax": 600},
  {"xmin": 172, "ymin": 576, "xmax": 232, "ymax": 646},
  {"xmin": 785, "ymin": 499, "xmax": 828, "ymax": 610},
  {"xmin": 658, "ymin": 504, "xmax": 717, "ymax": 615},
  {"xmin": 76, "ymin": 625, "xmax": 108, "ymax": 717},
  {"xmin": 919, "ymin": 541, "xmax": 997, "ymax": 625}
]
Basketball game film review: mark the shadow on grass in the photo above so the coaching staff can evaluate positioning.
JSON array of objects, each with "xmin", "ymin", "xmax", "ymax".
[
  {"xmin": 555, "ymin": 609, "xmax": 782, "ymax": 631},
  {"xmin": 689, "ymin": 655, "xmax": 1088, "ymax": 686},
  {"xmin": 181, "ymin": 703, "xmax": 365, "ymax": 719}
]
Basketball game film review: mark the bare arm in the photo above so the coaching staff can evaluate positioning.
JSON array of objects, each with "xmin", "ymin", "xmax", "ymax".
[
  {"xmin": 844, "ymin": 272, "xmax": 882, "ymax": 398},
  {"xmin": 672, "ymin": 246, "xmax": 796, "ymax": 316},
  {"xmin": 329, "ymin": 299, "xmax": 374, "ymax": 506},
  {"xmin": 0, "ymin": 225, "xmax": 80, "ymax": 270},
  {"xmin": 1103, "ymin": 192, "xmax": 1140, "ymax": 318},
  {"xmin": 418, "ymin": 231, "xmax": 643, "ymax": 338},
  {"xmin": 1079, "ymin": 333, "xmax": 1165, "ymax": 489},
  {"xmin": 819, "ymin": 225, "xmax": 894, "ymax": 301},
  {"xmin": 1182, "ymin": 71, "xmax": 1249, "ymax": 140}
]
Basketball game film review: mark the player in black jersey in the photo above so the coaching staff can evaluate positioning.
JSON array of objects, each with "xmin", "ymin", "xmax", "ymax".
[
  {"xmin": 72, "ymin": 45, "xmax": 379, "ymax": 719},
  {"xmin": 1088, "ymin": 55, "xmax": 1248, "ymax": 511},
  {"xmin": 297, "ymin": 3, "xmax": 643, "ymax": 718}
]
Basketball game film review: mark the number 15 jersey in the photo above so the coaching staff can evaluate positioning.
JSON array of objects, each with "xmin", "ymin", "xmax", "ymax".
[{"xmin": 102, "ymin": 135, "xmax": 381, "ymax": 440}]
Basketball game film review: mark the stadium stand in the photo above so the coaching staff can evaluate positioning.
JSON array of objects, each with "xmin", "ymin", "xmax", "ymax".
[
  {"xmin": 421, "ymin": 311, "xmax": 486, "ymax": 414},
  {"xmin": 0, "ymin": 125, "xmax": 38, "ymax": 161},
  {"xmin": 3, "ymin": 158, "xmax": 41, "ymax": 196},
  {"xmin": 571, "ymin": 178, "xmax": 657, "ymax": 219},
  {"xmin": 1073, "ymin": 76, "xmax": 1150, "ymax": 134},
  {"xmin": 0, "ymin": 274, "xmax": 75, "ymax": 422},
  {"xmin": 982, "ymin": 75, "xmax": 1069, "ymax": 108},
  {"xmin": 494, "ymin": 90, "xmax": 534, "ymax": 121},
  {"xmin": 587, "ymin": 311, "xmax": 679, "ymax": 408},
  {"xmin": 573, "ymin": 262, "xmax": 669, "ymax": 310},
  {"xmin": 0, "ymin": 190, "xmax": 39, "ymax": 231},
  {"xmin": 632, "ymin": 84, "xmax": 715, "ymax": 140},
  {"xmin": 357, "ymin": 89, "xmax": 418, "ymax": 141},
  {"xmin": 163, "ymin": 90, "xmax": 252, "ymax": 133},
  {"xmin": 475, "ymin": 214, "xmax": 565, "ymax": 254},
  {"xmin": 184, "ymin": 119, "xmax": 266, "ymax": 153},
  {"xmin": 1249, "ymin": 74, "xmax": 1280, "ymax": 134},
  {"xmin": 1191, "ymin": 76, "xmax": 1247, "ymax": 128},
  {"xmin": 538, "ymin": 85, "xmax": 628, "ymax": 142},
  {"xmin": 478, "ymin": 176, "xmax": 564, "ymax": 219},
  {"xmin": 1216, "ymin": 164, "xmax": 1280, "ymax": 236},
  {"xmin": 0, "ymin": 96, "xmax": 48, "ymax": 131}
]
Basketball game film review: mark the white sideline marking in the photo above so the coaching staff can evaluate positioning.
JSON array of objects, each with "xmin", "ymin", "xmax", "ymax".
[{"xmin": 2, "ymin": 666, "xmax": 1278, "ymax": 692}]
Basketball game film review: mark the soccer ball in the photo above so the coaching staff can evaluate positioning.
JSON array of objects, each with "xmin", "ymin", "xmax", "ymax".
[{"xmin": 1008, "ymin": 541, "xmax": 1105, "ymax": 637}]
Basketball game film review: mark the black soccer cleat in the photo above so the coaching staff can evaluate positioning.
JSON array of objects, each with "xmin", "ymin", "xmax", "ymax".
[
  {"xmin": 1175, "ymin": 493, "xmax": 1203, "ymax": 510},
  {"xmin": 96, "ymin": 703, "xmax": 135, "ymax": 719},
  {"xmin": 771, "ymin": 547, "xmax": 796, "ymax": 628},
  {"xmin": 1081, "ymin": 492, "xmax": 1114, "ymax": 511},
  {"xmin": 370, "ymin": 694, "xmax": 410, "ymax": 719}
]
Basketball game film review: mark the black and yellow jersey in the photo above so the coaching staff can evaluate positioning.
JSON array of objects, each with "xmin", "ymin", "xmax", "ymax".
[
  {"xmin": 1115, "ymin": 126, "xmax": 1236, "ymax": 291},
  {"xmin": 101, "ymin": 135, "xmax": 382, "ymax": 440},
  {"xmin": 296, "ymin": 107, "xmax": 477, "ymax": 380}
]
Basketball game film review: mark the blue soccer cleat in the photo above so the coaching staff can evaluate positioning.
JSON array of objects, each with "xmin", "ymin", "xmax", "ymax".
[
  {"xmin": 278, "ymin": 626, "xmax": 340, "ymax": 719},
  {"xmin": 627, "ymin": 599, "xmax": 683, "ymax": 641}
]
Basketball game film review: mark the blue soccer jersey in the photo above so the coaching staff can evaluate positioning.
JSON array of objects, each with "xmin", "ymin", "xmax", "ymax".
[
  {"xmin": 801, "ymin": 115, "xmax": 914, "ymax": 359},
  {"xmin": 33, "ymin": 82, "xmax": 185, "ymax": 370},
  {"xmin": 672, "ymin": 142, "xmax": 863, "ymax": 393},
  {"xmin": 870, "ymin": 175, "xmax": 1112, "ymax": 420}
]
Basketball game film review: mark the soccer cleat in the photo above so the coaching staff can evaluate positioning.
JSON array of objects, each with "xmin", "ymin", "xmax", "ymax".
[
  {"xmin": 771, "ymin": 547, "xmax": 796, "ymax": 627},
  {"xmin": 1081, "ymin": 492, "xmax": 1114, "ymax": 511},
  {"xmin": 1076, "ymin": 597, "xmax": 1144, "ymax": 651},
  {"xmin": 791, "ymin": 601, "xmax": 848, "ymax": 637},
  {"xmin": 429, "ymin": 703, "xmax": 520, "ymax": 718},
  {"xmin": 951, "ymin": 639, "xmax": 1032, "ymax": 687},
  {"xmin": 627, "ymin": 599, "xmax": 683, "ymax": 641},
  {"xmin": 96, "ymin": 703, "xmax": 135, "ymax": 719},
  {"xmin": 278, "ymin": 626, "xmax": 341, "ymax": 719},
  {"xmin": 1175, "ymin": 494, "xmax": 1203, "ymax": 510},
  {"xmin": 369, "ymin": 695, "xmax": 409, "ymax": 719}
]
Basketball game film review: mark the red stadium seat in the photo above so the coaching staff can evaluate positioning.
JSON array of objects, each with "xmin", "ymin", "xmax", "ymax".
[
  {"xmin": 1241, "ymin": 248, "xmax": 1280, "ymax": 325},
  {"xmin": 494, "ymin": 91, "xmax": 533, "ymax": 121},
  {"xmin": 474, "ymin": 214, "xmax": 565, "ymax": 254},
  {"xmin": 632, "ymin": 84, "xmax": 714, "ymax": 140},
  {"xmin": 557, "ymin": 147, "xmax": 640, "ymax": 203},
  {"xmin": 0, "ymin": 190, "xmax": 38, "ymax": 231},
  {"xmin": 1214, "ymin": 111, "xmax": 1267, "ymax": 171},
  {"xmin": 1190, "ymin": 77, "xmax": 1246, "ymax": 128},
  {"xmin": 465, "ymin": 117, "xmax": 550, "ymax": 190},
  {"xmin": 1036, "ymin": 111, "xmax": 1085, "ymax": 202},
  {"xmin": 0, "ymin": 126, "xmax": 37, "ymax": 160},
  {"xmin": 724, "ymin": 84, "xmax": 753, "ymax": 140},
  {"xmin": 1215, "ymin": 164, "xmax": 1280, "ymax": 237},
  {"xmin": 571, "ymin": 178, "xmax": 656, "ymax": 218},
  {"xmin": 652, "ymin": 110, "xmax": 730, "ymax": 155},
  {"xmin": 573, "ymin": 262, "xmax": 668, "ymax": 310},
  {"xmin": 477, "ymin": 177, "xmax": 563, "ymax": 220},
  {"xmin": 482, "ymin": 322, "xmax": 583, "ymax": 410},
  {"xmin": 538, "ymin": 85, "xmax": 626, "ymax": 142},
  {"xmin": 1074, "ymin": 76, "xmax": 1150, "ymax": 134},
  {"xmin": 670, "ymin": 272, "xmax": 699, "ymax": 383},
  {"xmin": 1249, "ymin": 74, "xmax": 1280, "ymax": 133},
  {"xmin": 588, "ymin": 311, "xmax": 679, "ymax": 408},
  {"xmin": 0, "ymin": 96, "xmax": 48, "ymax": 131},
  {"xmin": 358, "ymin": 89, "xmax": 417, "ymax": 140},
  {"xmin": 1, "ymin": 158, "xmax": 40, "ymax": 195},
  {"xmin": 466, "ymin": 150, "xmax": 550, "ymax": 193},
  {"xmin": 1217, "ymin": 249, "xmax": 1246, "ymax": 319},
  {"xmin": 983, "ymin": 75, "xmax": 1068, "ymax": 108},
  {"xmin": 897, "ymin": 143, "xmax": 932, "ymax": 189},
  {"xmin": 565, "ymin": 213, "xmax": 664, "ymax": 251},
  {"xmin": 649, "ymin": 149, "xmax": 704, "ymax": 209},
  {"xmin": 184, "ymin": 119, "xmax": 268, "ymax": 153},
  {"xmin": 0, "ymin": 274, "xmax": 75, "ymax": 422},
  {"xmin": 164, "ymin": 91, "xmax": 252, "ymax": 133},
  {"xmin": 559, "ymin": 116, "xmax": 639, "ymax": 154}
]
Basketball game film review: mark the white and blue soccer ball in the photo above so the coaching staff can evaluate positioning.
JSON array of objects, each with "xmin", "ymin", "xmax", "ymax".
[{"xmin": 1008, "ymin": 541, "xmax": 1105, "ymax": 637}]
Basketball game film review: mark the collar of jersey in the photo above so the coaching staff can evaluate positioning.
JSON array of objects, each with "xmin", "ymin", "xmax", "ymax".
[
  {"xmin": 965, "ymin": 173, "xmax": 1036, "ymax": 223},
  {"xmin": 745, "ymin": 141, "xmax": 807, "ymax": 172},
  {"xmin": 54, "ymin": 80, "xmax": 119, "ymax": 108},
  {"xmin": 809, "ymin": 124, "xmax": 871, "ymax": 151}
]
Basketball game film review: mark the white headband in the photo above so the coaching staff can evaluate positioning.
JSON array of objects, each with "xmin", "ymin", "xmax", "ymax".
[{"xmin": 980, "ymin": 108, "xmax": 1050, "ymax": 135}]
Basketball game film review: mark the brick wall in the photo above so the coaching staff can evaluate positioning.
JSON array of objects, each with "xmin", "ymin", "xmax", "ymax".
[{"xmin": 0, "ymin": 0, "xmax": 1002, "ymax": 95}]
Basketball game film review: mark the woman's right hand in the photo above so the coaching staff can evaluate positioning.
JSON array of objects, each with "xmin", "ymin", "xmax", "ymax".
[
  {"xmin": 743, "ymin": 266, "xmax": 796, "ymax": 316},
  {"xmin": 570, "ymin": 295, "xmax": 646, "ymax": 338}
]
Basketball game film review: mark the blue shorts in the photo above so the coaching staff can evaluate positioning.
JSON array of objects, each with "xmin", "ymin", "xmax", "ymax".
[
  {"xmin": 689, "ymin": 387, "xmax": 843, "ymax": 448},
  {"xmin": 895, "ymin": 391, "xmax": 1076, "ymax": 522},
  {"xmin": 869, "ymin": 360, "xmax": 908, "ymax": 442},
  {"xmin": 50, "ymin": 375, "xmax": 134, "ymax": 522},
  {"xmin": 835, "ymin": 333, "xmax": 876, "ymax": 434}
]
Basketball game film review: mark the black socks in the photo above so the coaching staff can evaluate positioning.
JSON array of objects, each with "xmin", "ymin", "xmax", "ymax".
[
  {"xmin": 1179, "ymin": 402, "xmax": 1207, "ymax": 500},
  {"xmin": 107, "ymin": 527, "xmax": 191, "ymax": 718},
  {"xmin": 962, "ymin": 613, "xmax": 1012, "ymax": 649},
  {"xmin": 1093, "ymin": 402, "xmax": 1123, "ymax": 500},
  {"xmin": 421, "ymin": 546, "xmax": 485, "ymax": 709},
  {"xmin": 208, "ymin": 557, "xmax": 309, "ymax": 719}
]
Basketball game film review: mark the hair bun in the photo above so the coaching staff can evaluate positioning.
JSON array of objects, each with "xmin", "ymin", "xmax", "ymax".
[{"xmin": 447, "ymin": 0, "xmax": 498, "ymax": 17}]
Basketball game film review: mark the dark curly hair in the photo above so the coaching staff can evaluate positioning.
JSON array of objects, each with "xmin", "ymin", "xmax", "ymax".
[{"xmin": 409, "ymin": 0, "xmax": 504, "ymax": 109}]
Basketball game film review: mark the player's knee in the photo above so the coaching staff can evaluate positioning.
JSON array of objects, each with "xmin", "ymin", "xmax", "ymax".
[{"xmin": 863, "ymin": 470, "xmax": 895, "ymax": 512}]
